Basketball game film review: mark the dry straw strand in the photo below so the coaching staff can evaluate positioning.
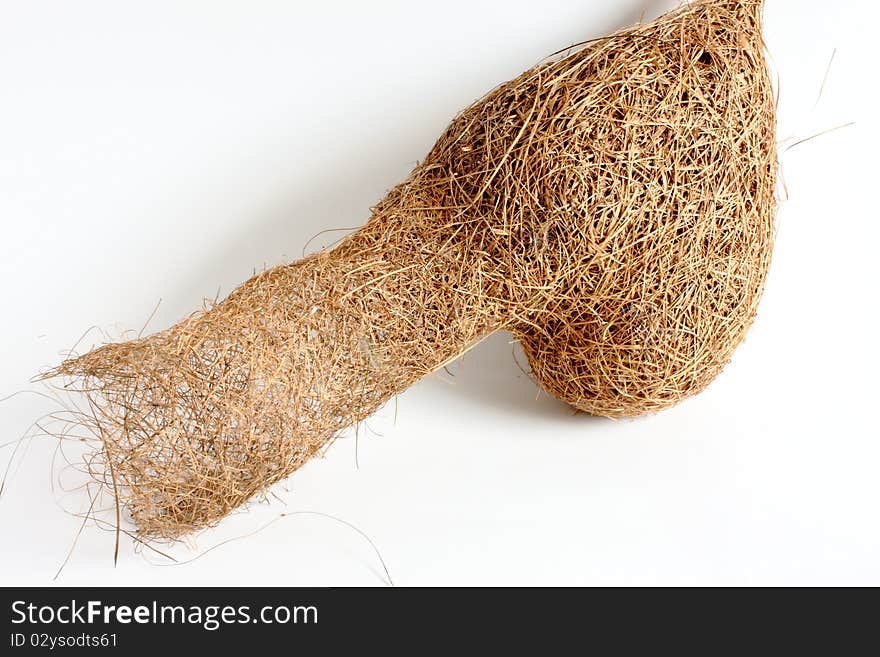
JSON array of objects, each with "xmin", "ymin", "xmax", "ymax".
[{"xmin": 49, "ymin": 0, "xmax": 776, "ymax": 538}]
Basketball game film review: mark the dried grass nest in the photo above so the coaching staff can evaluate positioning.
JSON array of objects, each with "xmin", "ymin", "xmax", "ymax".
[{"xmin": 51, "ymin": 0, "xmax": 777, "ymax": 538}]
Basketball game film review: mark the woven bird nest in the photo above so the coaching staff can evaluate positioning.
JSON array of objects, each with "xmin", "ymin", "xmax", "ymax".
[{"xmin": 52, "ymin": 0, "xmax": 776, "ymax": 538}]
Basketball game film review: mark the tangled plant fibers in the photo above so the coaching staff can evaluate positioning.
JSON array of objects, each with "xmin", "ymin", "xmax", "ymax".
[{"xmin": 51, "ymin": 0, "xmax": 777, "ymax": 538}]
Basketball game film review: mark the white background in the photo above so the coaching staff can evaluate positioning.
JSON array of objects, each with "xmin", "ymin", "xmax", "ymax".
[{"xmin": 1, "ymin": 0, "xmax": 877, "ymax": 586}]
